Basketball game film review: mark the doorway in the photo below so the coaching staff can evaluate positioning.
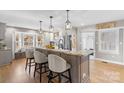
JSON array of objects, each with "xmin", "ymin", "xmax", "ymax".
[{"xmin": 80, "ymin": 32, "xmax": 95, "ymax": 59}]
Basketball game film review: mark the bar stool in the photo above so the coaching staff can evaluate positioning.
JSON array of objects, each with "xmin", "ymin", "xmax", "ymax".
[
  {"xmin": 34, "ymin": 51, "xmax": 48, "ymax": 83},
  {"xmin": 25, "ymin": 49, "xmax": 34, "ymax": 74},
  {"xmin": 48, "ymin": 54, "xmax": 72, "ymax": 83}
]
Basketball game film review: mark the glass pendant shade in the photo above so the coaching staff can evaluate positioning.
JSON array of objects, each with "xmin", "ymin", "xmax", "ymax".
[
  {"xmin": 39, "ymin": 28, "xmax": 42, "ymax": 34},
  {"xmin": 65, "ymin": 20, "xmax": 72, "ymax": 30},
  {"xmin": 49, "ymin": 16, "xmax": 54, "ymax": 32},
  {"xmin": 49, "ymin": 25, "xmax": 54, "ymax": 32},
  {"xmin": 65, "ymin": 10, "xmax": 72, "ymax": 30}
]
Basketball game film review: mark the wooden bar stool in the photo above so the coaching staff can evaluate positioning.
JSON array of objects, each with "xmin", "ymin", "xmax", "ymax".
[
  {"xmin": 48, "ymin": 54, "xmax": 72, "ymax": 83},
  {"xmin": 34, "ymin": 51, "xmax": 48, "ymax": 83},
  {"xmin": 25, "ymin": 49, "xmax": 34, "ymax": 74}
]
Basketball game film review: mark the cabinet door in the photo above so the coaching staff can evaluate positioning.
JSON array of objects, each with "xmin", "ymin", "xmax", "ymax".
[
  {"xmin": 0, "ymin": 23, "xmax": 6, "ymax": 40},
  {"xmin": 0, "ymin": 51, "xmax": 12, "ymax": 66},
  {"xmin": 60, "ymin": 53, "xmax": 80, "ymax": 83},
  {"xmin": 81, "ymin": 56, "xmax": 90, "ymax": 83}
]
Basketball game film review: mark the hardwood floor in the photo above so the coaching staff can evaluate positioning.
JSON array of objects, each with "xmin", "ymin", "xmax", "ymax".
[
  {"xmin": 0, "ymin": 58, "xmax": 49, "ymax": 83},
  {"xmin": 0, "ymin": 58, "xmax": 124, "ymax": 83},
  {"xmin": 90, "ymin": 60, "xmax": 124, "ymax": 83}
]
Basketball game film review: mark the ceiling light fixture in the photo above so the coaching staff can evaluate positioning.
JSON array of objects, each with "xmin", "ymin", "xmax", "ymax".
[
  {"xmin": 39, "ymin": 20, "xmax": 43, "ymax": 34},
  {"xmin": 49, "ymin": 16, "xmax": 54, "ymax": 32},
  {"xmin": 65, "ymin": 10, "xmax": 72, "ymax": 30}
]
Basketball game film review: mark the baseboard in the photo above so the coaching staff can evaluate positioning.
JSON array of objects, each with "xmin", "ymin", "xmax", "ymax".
[{"xmin": 95, "ymin": 58, "xmax": 124, "ymax": 65}]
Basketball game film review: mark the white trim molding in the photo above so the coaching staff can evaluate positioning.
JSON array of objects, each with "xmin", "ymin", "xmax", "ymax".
[{"xmin": 95, "ymin": 58, "xmax": 124, "ymax": 65}]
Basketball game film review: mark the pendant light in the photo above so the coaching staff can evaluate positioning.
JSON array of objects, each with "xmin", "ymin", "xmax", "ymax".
[
  {"xmin": 39, "ymin": 21, "xmax": 43, "ymax": 34},
  {"xmin": 65, "ymin": 10, "xmax": 72, "ymax": 30},
  {"xmin": 49, "ymin": 16, "xmax": 54, "ymax": 32}
]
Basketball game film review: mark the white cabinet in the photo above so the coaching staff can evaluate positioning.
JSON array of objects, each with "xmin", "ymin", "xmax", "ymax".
[
  {"xmin": 0, "ymin": 22, "xmax": 6, "ymax": 40},
  {"xmin": 0, "ymin": 50, "xmax": 12, "ymax": 66}
]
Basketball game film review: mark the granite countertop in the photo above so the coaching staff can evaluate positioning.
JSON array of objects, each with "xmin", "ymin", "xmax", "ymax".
[
  {"xmin": 66, "ymin": 50, "xmax": 94, "ymax": 56},
  {"xmin": 36, "ymin": 48, "xmax": 94, "ymax": 56}
]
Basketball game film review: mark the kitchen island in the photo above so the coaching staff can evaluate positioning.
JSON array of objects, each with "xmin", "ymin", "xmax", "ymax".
[{"xmin": 35, "ymin": 48, "xmax": 93, "ymax": 83}]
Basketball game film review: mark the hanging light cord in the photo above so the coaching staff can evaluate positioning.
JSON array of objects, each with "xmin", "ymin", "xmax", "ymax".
[
  {"xmin": 50, "ymin": 16, "xmax": 53, "ymax": 26},
  {"xmin": 40, "ymin": 21, "xmax": 42, "ymax": 31},
  {"xmin": 67, "ymin": 10, "xmax": 69, "ymax": 21}
]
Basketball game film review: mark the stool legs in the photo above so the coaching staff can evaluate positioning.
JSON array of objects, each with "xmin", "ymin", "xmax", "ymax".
[
  {"xmin": 48, "ymin": 69, "xmax": 72, "ymax": 83},
  {"xmin": 68, "ymin": 69, "xmax": 72, "ymax": 83},
  {"xmin": 25, "ymin": 58, "xmax": 33, "ymax": 74},
  {"xmin": 34, "ymin": 62, "xmax": 48, "ymax": 83},
  {"xmin": 40, "ymin": 64, "xmax": 42, "ymax": 83},
  {"xmin": 58, "ymin": 73, "xmax": 61, "ymax": 83},
  {"xmin": 29, "ymin": 59, "xmax": 31, "ymax": 74},
  {"xmin": 44, "ymin": 64, "xmax": 47, "ymax": 72},
  {"xmin": 25, "ymin": 58, "xmax": 28, "ymax": 70},
  {"xmin": 34, "ymin": 63, "xmax": 37, "ymax": 78},
  {"xmin": 48, "ymin": 71, "xmax": 53, "ymax": 83}
]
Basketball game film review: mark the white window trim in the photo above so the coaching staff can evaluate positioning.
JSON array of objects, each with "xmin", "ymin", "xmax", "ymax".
[{"xmin": 98, "ymin": 28, "xmax": 120, "ymax": 54}]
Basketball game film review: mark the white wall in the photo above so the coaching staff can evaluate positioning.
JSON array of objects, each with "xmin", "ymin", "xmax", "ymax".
[
  {"xmin": 77, "ymin": 21, "xmax": 124, "ymax": 65},
  {"xmin": 95, "ymin": 28, "xmax": 123, "ymax": 65},
  {"xmin": 0, "ymin": 22, "xmax": 6, "ymax": 40}
]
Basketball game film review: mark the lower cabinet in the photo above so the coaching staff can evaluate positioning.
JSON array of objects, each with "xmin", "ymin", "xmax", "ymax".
[
  {"xmin": 81, "ymin": 56, "xmax": 90, "ymax": 83},
  {"xmin": 0, "ymin": 50, "xmax": 12, "ymax": 66}
]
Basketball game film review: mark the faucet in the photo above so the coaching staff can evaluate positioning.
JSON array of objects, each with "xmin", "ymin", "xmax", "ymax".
[{"xmin": 58, "ymin": 39, "xmax": 64, "ymax": 49}]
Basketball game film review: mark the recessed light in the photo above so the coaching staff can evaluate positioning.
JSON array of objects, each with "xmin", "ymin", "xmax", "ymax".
[{"xmin": 81, "ymin": 23, "xmax": 84, "ymax": 26}]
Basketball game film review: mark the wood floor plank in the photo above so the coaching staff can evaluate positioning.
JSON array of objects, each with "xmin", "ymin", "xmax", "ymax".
[
  {"xmin": 0, "ymin": 58, "xmax": 124, "ymax": 83},
  {"xmin": 90, "ymin": 60, "xmax": 124, "ymax": 83}
]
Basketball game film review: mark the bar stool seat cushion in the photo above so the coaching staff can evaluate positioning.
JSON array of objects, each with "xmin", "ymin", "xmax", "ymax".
[
  {"xmin": 34, "ymin": 51, "xmax": 48, "ymax": 63},
  {"xmin": 25, "ymin": 49, "xmax": 34, "ymax": 59},
  {"xmin": 48, "ymin": 54, "xmax": 72, "ymax": 83},
  {"xmin": 48, "ymin": 54, "xmax": 71, "ymax": 73}
]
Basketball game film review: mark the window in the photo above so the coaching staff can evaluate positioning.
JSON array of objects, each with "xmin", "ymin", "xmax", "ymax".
[
  {"xmin": 36, "ymin": 35, "xmax": 43, "ymax": 47},
  {"xmin": 15, "ymin": 32, "xmax": 35, "ymax": 52},
  {"xmin": 15, "ymin": 32, "xmax": 22, "ymax": 51},
  {"xmin": 15, "ymin": 31, "xmax": 58, "ymax": 52},
  {"xmin": 44, "ymin": 32, "xmax": 54, "ymax": 44},
  {"xmin": 23, "ymin": 34, "xmax": 34, "ymax": 48},
  {"xmin": 50, "ymin": 32, "xmax": 54, "ymax": 41},
  {"xmin": 54, "ymin": 32, "xmax": 59, "ymax": 40},
  {"xmin": 80, "ymin": 32, "xmax": 95, "ymax": 50},
  {"xmin": 98, "ymin": 28, "xmax": 119, "ymax": 54}
]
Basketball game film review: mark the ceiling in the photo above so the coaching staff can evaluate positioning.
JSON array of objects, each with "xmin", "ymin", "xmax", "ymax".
[{"xmin": 0, "ymin": 10, "xmax": 124, "ymax": 31}]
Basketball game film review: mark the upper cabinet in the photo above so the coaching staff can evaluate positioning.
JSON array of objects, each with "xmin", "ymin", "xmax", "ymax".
[{"xmin": 0, "ymin": 22, "xmax": 6, "ymax": 40}]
